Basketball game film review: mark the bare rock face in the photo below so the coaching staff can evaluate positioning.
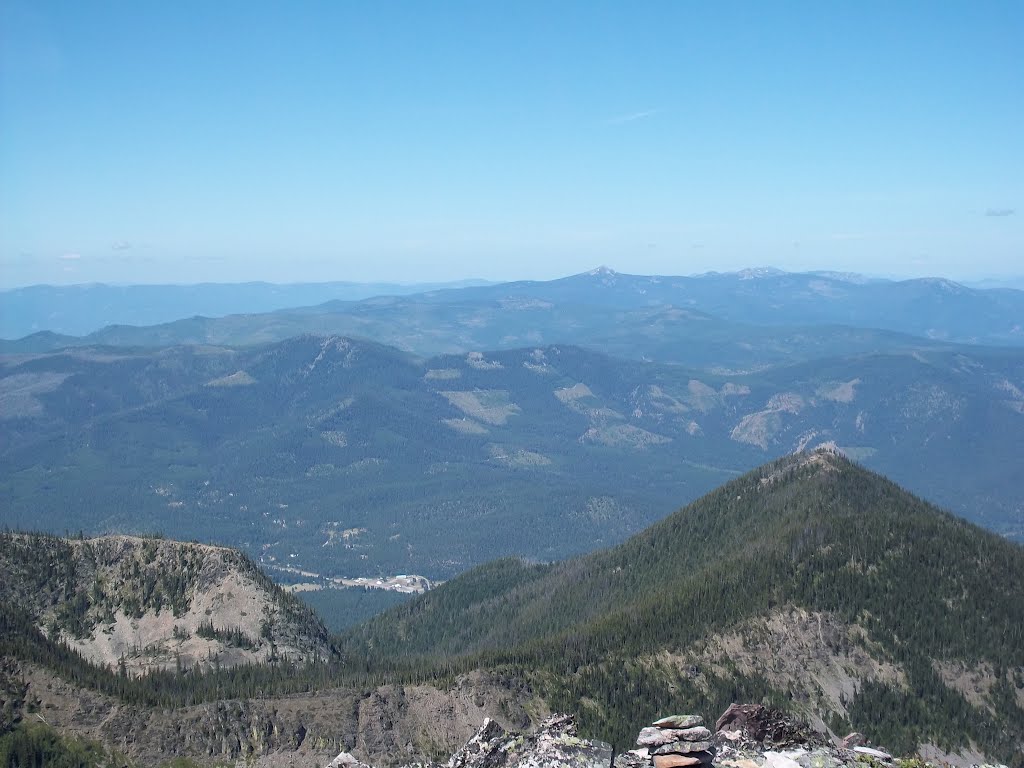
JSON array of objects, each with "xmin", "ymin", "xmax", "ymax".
[
  {"xmin": 328, "ymin": 752, "xmax": 374, "ymax": 768},
  {"xmin": 714, "ymin": 704, "xmax": 821, "ymax": 749},
  {"xmin": 711, "ymin": 704, "xmax": 900, "ymax": 768}
]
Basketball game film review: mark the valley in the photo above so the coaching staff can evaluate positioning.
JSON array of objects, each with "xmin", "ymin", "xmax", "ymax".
[{"xmin": 2, "ymin": 333, "xmax": 1022, "ymax": 586}]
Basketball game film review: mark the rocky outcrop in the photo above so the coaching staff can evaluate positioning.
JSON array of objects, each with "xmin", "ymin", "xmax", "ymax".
[
  {"xmin": 0, "ymin": 533, "xmax": 335, "ymax": 675},
  {"xmin": 714, "ymin": 704, "xmax": 822, "ymax": 750},
  {"xmin": 330, "ymin": 704, "xmax": 1013, "ymax": 768},
  {"xmin": 11, "ymin": 660, "xmax": 540, "ymax": 767},
  {"xmin": 441, "ymin": 713, "xmax": 612, "ymax": 768}
]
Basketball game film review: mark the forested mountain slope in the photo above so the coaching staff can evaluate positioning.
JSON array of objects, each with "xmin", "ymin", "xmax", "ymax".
[
  {"xmin": 0, "ymin": 454, "xmax": 1020, "ymax": 764},
  {"xmin": 343, "ymin": 450, "xmax": 1024, "ymax": 761},
  {"xmin": 3, "ymin": 298, "xmax": 964, "ymax": 374},
  {"xmin": 2, "ymin": 338, "xmax": 1022, "ymax": 585}
]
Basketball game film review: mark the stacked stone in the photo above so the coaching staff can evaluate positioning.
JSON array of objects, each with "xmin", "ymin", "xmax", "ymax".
[{"xmin": 636, "ymin": 715, "xmax": 716, "ymax": 768}]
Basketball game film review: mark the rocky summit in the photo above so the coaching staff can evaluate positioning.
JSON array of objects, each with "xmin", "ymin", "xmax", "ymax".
[
  {"xmin": 320, "ymin": 706, "xmax": 1012, "ymax": 768},
  {"xmin": 325, "ymin": 713, "xmax": 613, "ymax": 768}
]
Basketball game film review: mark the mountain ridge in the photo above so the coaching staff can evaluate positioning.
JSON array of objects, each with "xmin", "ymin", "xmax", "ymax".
[
  {"xmin": 0, "ymin": 532, "xmax": 336, "ymax": 675},
  {"xmin": 340, "ymin": 448, "xmax": 1024, "ymax": 760},
  {"xmin": 2, "ymin": 335, "xmax": 1021, "ymax": 580},
  {"xmin": 5, "ymin": 268, "xmax": 1022, "ymax": 360}
]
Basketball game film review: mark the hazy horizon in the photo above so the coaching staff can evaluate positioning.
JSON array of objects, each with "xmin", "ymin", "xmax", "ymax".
[
  {"xmin": 2, "ymin": 2, "xmax": 1021, "ymax": 288},
  {"xmin": 4, "ymin": 263, "xmax": 1024, "ymax": 294}
]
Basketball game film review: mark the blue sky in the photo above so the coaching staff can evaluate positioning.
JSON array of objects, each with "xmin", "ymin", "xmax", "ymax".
[{"xmin": 1, "ymin": 1, "xmax": 1021, "ymax": 287}]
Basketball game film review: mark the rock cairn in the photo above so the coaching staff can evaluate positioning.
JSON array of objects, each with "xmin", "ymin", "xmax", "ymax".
[{"xmin": 634, "ymin": 714, "xmax": 715, "ymax": 768}]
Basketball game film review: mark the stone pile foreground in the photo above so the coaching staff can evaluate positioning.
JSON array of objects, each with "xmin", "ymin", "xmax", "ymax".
[
  {"xmin": 319, "ymin": 704, "xmax": 1011, "ymax": 768},
  {"xmin": 631, "ymin": 715, "xmax": 715, "ymax": 768}
]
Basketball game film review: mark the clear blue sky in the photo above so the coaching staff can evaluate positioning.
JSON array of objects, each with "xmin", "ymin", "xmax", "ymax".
[{"xmin": 1, "ymin": 0, "xmax": 1021, "ymax": 287}]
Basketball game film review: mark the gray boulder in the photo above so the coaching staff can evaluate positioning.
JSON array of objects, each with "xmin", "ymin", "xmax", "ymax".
[
  {"xmin": 651, "ymin": 716, "xmax": 704, "ymax": 730},
  {"xmin": 444, "ymin": 713, "xmax": 613, "ymax": 768}
]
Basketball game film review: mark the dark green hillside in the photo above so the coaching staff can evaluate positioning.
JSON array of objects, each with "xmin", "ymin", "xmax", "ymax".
[
  {"xmin": 0, "ymin": 722, "xmax": 131, "ymax": 768},
  {"xmin": 343, "ymin": 450, "xmax": 1024, "ymax": 759},
  {"xmin": 346, "ymin": 449, "xmax": 1024, "ymax": 660},
  {"xmin": 2, "ymin": 338, "xmax": 1023, "ymax": 584}
]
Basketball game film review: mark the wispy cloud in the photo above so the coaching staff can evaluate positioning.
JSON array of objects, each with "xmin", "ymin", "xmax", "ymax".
[
  {"xmin": 985, "ymin": 208, "xmax": 1015, "ymax": 217},
  {"xmin": 607, "ymin": 109, "xmax": 658, "ymax": 125},
  {"xmin": 111, "ymin": 240, "xmax": 132, "ymax": 250},
  {"xmin": 58, "ymin": 252, "xmax": 81, "ymax": 260}
]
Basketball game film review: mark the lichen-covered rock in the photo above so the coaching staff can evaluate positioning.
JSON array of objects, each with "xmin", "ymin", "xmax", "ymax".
[
  {"xmin": 637, "ymin": 727, "xmax": 711, "ymax": 747},
  {"xmin": 446, "ymin": 718, "xmax": 509, "ymax": 768},
  {"xmin": 651, "ymin": 741, "xmax": 713, "ymax": 756},
  {"xmin": 714, "ymin": 704, "xmax": 821, "ymax": 749},
  {"xmin": 614, "ymin": 749, "xmax": 651, "ymax": 768},
  {"xmin": 652, "ymin": 716, "xmax": 704, "ymax": 730},
  {"xmin": 443, "ymin": 713, "xmax": 613, "ymax": 768},
  {"xmin": 793, "ymin": 748, "xmax": 850, "ymax": 768}
]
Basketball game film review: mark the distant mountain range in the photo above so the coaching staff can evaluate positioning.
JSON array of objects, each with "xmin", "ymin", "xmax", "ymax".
[
  {"xmin": 0, "ymin": 278, "xmax": 495, "ymax": 339},
  {"xmin": 2, "ymin": 336, "xmax": 1022, "ymax": 584},
  {"xmin": 4, "ymin": 269, "xmax": 1023, "ymax": 361},
  {"xmin": 413, "ymin": 267, "xmax": 1024, "ymax": 347}
]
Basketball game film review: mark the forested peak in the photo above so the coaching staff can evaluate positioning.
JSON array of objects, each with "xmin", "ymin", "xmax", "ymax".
[
  {"xmin": 335, "ymin": 453, "xmax": 1023, "ymax": 760},
  {"xmin": 347, "ymin": 447, "xmax": 1024, "ymax": 669},
  {"xmin": 644, "ymin": 443, "xmax": 987, "ymax": 543},
  {"xmin": 757, "ymin": 443, "xmax": 845, "ymax": 481}
]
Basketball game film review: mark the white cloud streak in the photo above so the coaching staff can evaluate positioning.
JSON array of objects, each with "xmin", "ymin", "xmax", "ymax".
[{"xmin": 607, "ymin": 109, "xmax": 658, "ymax": 125}]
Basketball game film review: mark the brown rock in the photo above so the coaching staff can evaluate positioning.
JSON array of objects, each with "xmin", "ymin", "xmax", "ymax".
[
  {"xmin": 653, "ymin": 755, "xmax": 704, "ymax": 768},
  {"xmin": 841, "ymin": 732, "xmax": 867, "ymax": 749}
]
